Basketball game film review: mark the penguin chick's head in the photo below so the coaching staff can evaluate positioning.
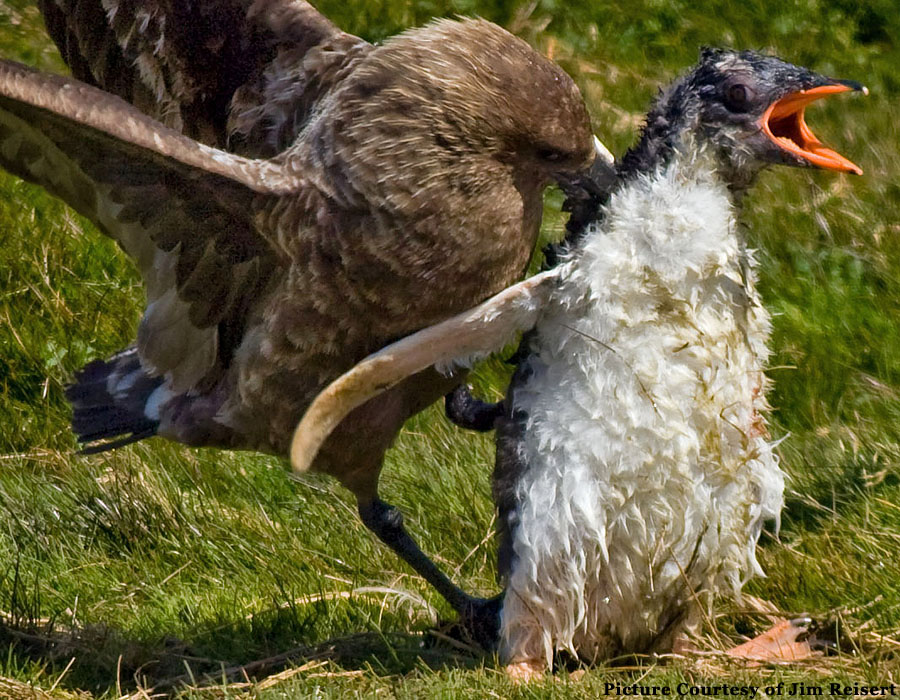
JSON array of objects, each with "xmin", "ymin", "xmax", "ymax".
[{"xmin": 627, "ymin": 48, "xmax": 866, "ymax": 188}]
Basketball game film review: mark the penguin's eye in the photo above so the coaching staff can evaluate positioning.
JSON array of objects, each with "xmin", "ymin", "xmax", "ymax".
[{"xmin": 723, "ymin": 81, "xmax": 755, "ymax": 112}]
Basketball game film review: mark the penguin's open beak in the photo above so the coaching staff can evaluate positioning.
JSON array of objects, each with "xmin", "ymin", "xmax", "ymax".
[{"xmin": 761, "ymin": 81, "xmax": 866, "ymax": 175}]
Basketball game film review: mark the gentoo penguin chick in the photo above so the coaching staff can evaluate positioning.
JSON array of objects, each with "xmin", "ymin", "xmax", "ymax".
[{"xmin": 288, "ymin": 48, "xmax": 865, "ymax": 674}]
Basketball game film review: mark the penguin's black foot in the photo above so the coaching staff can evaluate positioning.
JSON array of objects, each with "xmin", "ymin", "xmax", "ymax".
[{"xmin": 444, "ymin": 385, "xmax": 503, "ymax": 432}]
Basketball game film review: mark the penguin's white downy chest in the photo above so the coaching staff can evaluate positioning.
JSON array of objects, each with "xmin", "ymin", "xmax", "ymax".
[{"xmin": 499, "ymin": 161, "xmax": 785, "ymax": 666}]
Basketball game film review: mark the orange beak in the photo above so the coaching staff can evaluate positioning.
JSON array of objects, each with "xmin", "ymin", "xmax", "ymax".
[{"xmin": 760, "ymin": 84, "xmax": 864, "ymax": 175}]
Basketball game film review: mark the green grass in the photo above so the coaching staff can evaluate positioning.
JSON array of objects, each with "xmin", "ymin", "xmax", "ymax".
[{"xmin": 0, "ymin": 0, "xmax": 899, "ymax": 696}]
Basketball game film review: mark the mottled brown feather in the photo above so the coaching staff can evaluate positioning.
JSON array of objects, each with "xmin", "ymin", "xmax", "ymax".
[
  {"xmin": 38, "ymin": 0, "xmax": 368, "ymax": 154},
  {"xmin": 0, "ymin": 59, "xmax": 293, "ymax": 388},
  {"xmin": 9, "ymin": 9, "xmax": 595, "ymax": 503}
]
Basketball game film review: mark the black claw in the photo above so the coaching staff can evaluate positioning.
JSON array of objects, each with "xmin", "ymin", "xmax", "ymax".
[
  {"xmin": 431, "ymin": 593, "xmax": 503, "ymax": 651},
  {"xmin": 445, "ymin": 385, "xmax": 503, "ymax": 432},
  {"xmin": 460, "ymin": 594, "xmax": 503, "ymax": 650}
]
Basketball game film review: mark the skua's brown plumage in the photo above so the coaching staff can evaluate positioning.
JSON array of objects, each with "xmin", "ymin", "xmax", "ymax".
[{"xmin": 3, "ymin": 0, "xmax": 596, "ymax": 636}]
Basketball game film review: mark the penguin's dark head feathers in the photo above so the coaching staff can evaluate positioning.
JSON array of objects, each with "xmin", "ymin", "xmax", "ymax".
[{"xmin": 623, "ymin": 49, "xmax": 866, "ymax": 188}]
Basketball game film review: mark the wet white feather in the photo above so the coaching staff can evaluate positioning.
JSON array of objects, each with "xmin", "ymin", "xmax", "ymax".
[{"xmin": 500, "ymin": 147, "xmax": 784, "ymax": 666}]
